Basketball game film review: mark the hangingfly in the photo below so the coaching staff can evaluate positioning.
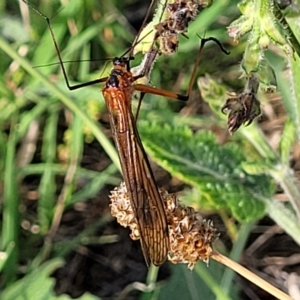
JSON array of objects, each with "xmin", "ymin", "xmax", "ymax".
[{"xmin": 103, "ymin": 57, "xmax": 169, "ymax": 266}]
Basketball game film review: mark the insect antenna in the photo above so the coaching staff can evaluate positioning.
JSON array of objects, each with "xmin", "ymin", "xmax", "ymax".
[{"xmin": 22, "ymin": 0, "xmax": 109, "ymax": 90}]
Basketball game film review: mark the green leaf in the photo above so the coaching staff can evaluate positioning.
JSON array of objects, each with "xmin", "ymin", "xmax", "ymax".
[
  {"xmin": 1, "ymin": 258, "xmax": 98, "ymax": 300},
  {"xmin": 241, "ymin": 161, "xmax": 273, "ymax": 175},
  {"xmin": 139, "ymin": 122, "xmax": 274, "ymax": 221},
  {"xmin": 279, "ymin": 118, "xmax": 296, "ymax": 164},
  {"xmin": 266, "ymin": 49, "xmax": 300, "ymax": 141},
  {"xmin": 158, "ymin": 262, "xmax": 232, "ymax": 300},
  {"xmin": 38, "ymin": 106, "xmax": 59, "ymax": 233}
]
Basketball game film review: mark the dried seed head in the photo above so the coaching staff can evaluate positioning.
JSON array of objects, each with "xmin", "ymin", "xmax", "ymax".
[
  {"xmin": 221, "ymin": 75, "xmax": 261, "ymax": 134},
  {"xmin": 162, "ymin": 190, "xmax": 218, "ymax": 269},
  {"xmin": 109, "ymin": 183, "xmax": 218, "ymax": 269},
  {"xmin": 154, "ymin": 0, "xmax": 209, "ymax": 54},
  {"xmin": 109, "ymin": 183, "xmax": 140, "ymax": 240}
]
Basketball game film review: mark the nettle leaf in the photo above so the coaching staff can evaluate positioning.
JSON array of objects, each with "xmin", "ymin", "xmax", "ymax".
[{"xmin": 139, "ymin": 122, "xmax": 274, "ymax": 221}]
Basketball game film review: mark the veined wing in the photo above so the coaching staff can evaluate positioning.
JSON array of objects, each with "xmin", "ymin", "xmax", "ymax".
[{"xmin": 104, "ymin": 89, "xmax": 169, "ymax": 266}]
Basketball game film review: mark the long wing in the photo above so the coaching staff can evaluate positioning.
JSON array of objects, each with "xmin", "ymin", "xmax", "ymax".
[{"xmin": 104, "ymin": 89, "xmax": 169, "ymax": 266}]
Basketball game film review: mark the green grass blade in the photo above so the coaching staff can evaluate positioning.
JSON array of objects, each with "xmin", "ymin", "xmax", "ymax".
[
  {"xmin": 0, "ymin": 35, "xmax": 120, "ymax": 172},
  {"xmin": 2, "ymin": 114, "xmax": 20, "ymax": 284},
  {"xmin": 38, "ymin": 105, "xmax": 58, "ymax": 233}
]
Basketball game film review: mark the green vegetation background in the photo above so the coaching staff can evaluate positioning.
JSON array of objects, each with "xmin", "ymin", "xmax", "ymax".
[{"xmin": 1, "ymin": 0, "xmax": 300, "ymax": 299}]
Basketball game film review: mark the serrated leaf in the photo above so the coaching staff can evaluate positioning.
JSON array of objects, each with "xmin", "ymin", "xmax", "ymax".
[
  {"xmin": 139, "ymin": 122, "xmax": 274, "ymax": 221},
  {"xmin": 197, "ymin": 74, "xmax": 227, "ymax": 117}
]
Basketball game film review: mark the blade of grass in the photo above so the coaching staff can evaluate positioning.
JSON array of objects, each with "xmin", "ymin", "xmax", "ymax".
[
  {"xmin": 38, "ymin": 105, "xmax": 59, "ymax": 233},
  {"xmin": 0, "ymin": 35, "xmax": 121, "ymax": 172},
  {"xmin": 194, "ymin": 262, "xmax": 232, "ymax": 300},
  {"xmin": 48, "ymin": 113, "xmax": 84, "ymax": 238},
  {"xmin": 2, "ymin": 113, "xmax": 19, "ymax": 284},
  {"xmin": 19, "ymin": 163, "xmax": 119, "ymax": 186},
  {"xmin": 219, "ymin": 221, "xmax": 255, "ymax": 297},
  {"xmin": 16, "ymin": 99, "xmax": 49, "ymax": 139},
  {"xmin": 53, "ymin": 213, "xmax": 113, "ymax": 258},
  {"xmin": 69, "ymin": 163, "xmax": 119, "ymax": 206}
]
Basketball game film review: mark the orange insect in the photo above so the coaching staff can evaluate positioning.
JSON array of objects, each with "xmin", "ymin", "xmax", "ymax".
[
  {"xmin": 23, "ymin": 0, "xmax": 228, "ymax": 266},
  {"xmin": 103, "ymin": 56, "xmax": 169, "ymax": 266},
  {"xmin": 101, "ymin": 37, "xmax": 227, "ymax": 266}
]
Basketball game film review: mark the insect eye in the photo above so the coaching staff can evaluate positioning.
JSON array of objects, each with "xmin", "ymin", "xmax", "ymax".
[{"xmin": 113, "ymin": 57, "xmax": 121, "ymax": 65}]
